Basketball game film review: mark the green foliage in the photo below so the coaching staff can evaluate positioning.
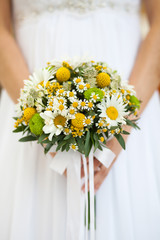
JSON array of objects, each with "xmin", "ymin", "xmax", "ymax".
[
  {"xmin": 29, "ymin": 113, "xmax": 44, "ymax": 136},
  {"xmin": 129, "ymin": 95, "xmax": 140, "ymax": 109},
  {"xmin": 84, "ymin": 88, "xmax": 104, "ymax": 102}
]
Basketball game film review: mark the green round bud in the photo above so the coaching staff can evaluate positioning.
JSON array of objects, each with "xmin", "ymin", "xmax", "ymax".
[
  {"xmin": 130, "ymin": 95, "xmax": 140, "ymax": 109},
  {"xmin": 29, "ymin": 113, "xmax": 44, "ymax": 136},
  {"xmin": 84, "ymin": 87, "xmax": 104, "ymax": 102}
]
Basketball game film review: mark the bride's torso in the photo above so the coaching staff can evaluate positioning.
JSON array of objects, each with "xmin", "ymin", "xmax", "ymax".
[
  {"xmin": 11, "ymin": 0, "xmax": 142, "ymax": 79},
  {"xmin": 12, "ymin": 0, "xmax": 141, "ymax": 25}
]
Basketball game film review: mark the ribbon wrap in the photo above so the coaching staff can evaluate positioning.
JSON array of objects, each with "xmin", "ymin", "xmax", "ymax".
[{"xmin": 49, "ymin": 147, "xmax": 115, "ymax": 240}]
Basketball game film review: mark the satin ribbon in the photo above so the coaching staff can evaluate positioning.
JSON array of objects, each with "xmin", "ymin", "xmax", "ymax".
[{"xmin": 48, "ymin": 146, "xmax": 115, "ymax": 240}]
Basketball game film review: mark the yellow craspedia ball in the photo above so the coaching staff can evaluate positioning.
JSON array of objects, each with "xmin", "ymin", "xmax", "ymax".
[
  {"xmin": 96, "ymin": 72, "xmax": 111, "ymax": 88},
  {"xmin": 23, "ymin": 107, "xmax": 36, "ymax": 122},
  {"xmin": 71, "ymin": 113, "xmax": 85, "ymax": 129},
  {"xmin": 56, "ymin": 67, "xmax": 71, "ymax": 82}
]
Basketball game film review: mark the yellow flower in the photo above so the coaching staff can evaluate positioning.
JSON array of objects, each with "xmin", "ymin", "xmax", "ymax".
[
  {"xmin": 23, "ymin": 107, "xmax": 36, "ymax": 122},
  {"xmin": 72, "ymin": 102, "xmax": 78, "ymax": 108},
  {"xmin": 56, "ymin": 67, "xmax": 71, "ymax": 82},
  {"xmin": 100, "ymin": 137, "xmax": 104, "ymax": 142},
  {"xmin": 88, "ymin": 102, "xmax": 93, "ymax": 108},
  {"xmin": 106, "ymin": 106, "xmax": 118, "ymax": 120},
  {"xmin": 71, "ymin": 113, "xmax": 85, "ymax": 129},
  {"xmin": 59, "ymin": 104, "xmax": 64, "ymax": 111},
  {"xmin": 96, "ymin": 72, "xmax": 111, "ymax": 88},
  {"xmin": 85, "ymin": 119, "xmax": 91, "ymax": 125},
  {"xmin": 86, "ymin": 83, "xmax": 90, "ymax": 89}
]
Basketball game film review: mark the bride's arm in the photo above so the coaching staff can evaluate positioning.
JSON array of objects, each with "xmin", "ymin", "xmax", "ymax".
[
  {"xmin": 0, "ymin": 0, "xmax": 29, "ymax": 103},
  {"xmin": 82, "ymin": 0, "xmax": 160, "ymax": 192}
]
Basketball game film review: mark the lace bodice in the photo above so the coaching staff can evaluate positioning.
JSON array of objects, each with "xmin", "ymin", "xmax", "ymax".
[{"xmin": 12, "ymin": 0, "xmax": 141, "ymax": 24}]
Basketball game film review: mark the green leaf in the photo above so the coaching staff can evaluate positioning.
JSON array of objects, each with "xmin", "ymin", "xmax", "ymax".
[
  {"xmin": 114, "ymin": 134, "xmax": 125, "ymax": 150},
  {"xmin": 44, "ymin": 142, "xmax": 54, "ymax": 154},
  {"xmin": 19, "ymin": 135, "xmax": 37, "ymax": 142},
  {"xmin": 64, "ymin": 134, "xmax": 72, "ymax": 140},
  {"xmin": 13, "ymin": 125, "xmax": 26, "ymax": 133},
  {"xmin": 121, "ymin": 130, "xmax": 130, "ymax": 135},
  {"xmin": 38, "ymin": 133, "xmax": 48, "ymax": 143},
  {"xmin": 126, "ymin": 119, "xmax": 140, "ymax": 130}
]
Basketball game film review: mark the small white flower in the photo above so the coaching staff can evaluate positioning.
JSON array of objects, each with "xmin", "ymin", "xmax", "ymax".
[
  {"xmin": 73, "ymin": 77, "xmax": 84, "ymax": 85},
  {"xmin": 69, "ymin": 143, "xmax": 78, "ymax": 151},
  {"xmin": 83, "ymin": 116, "xmax": 93, "ymax": 126},
  {"xmin": 79, "ymin": 99, "xmax": 88, "ymax": 110},
  {"xmin": 90, "ymin": 92, "xmax": 100, "ymax": 103}
]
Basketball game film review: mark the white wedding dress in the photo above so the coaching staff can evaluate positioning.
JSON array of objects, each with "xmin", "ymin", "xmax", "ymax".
[{"xmin": 0, "ymin": 0, "xmax": 160, "ymax": 239}]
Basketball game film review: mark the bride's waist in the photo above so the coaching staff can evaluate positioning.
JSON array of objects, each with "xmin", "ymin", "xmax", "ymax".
[{"xmin": 13, "ymin": 2, "xmax": 140, "ymax": 27}]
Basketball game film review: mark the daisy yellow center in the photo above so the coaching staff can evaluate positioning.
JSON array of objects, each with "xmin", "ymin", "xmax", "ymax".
[
  {"xmin": 59, "ymin": 89, "xmax": 64, "ymax": 94},
  {"xmin": 71, "ymin": 144, "xmax": 76, "ymax": 150},
  {"xmin": 58, "ymin": 99, "xmax": 64, "ymax": 104},
  {"xmin": 96, "ymin": 72, "xmax": 111, "ymax": 88},
  {"xmin": 69, "ymin": 92, "xmax": 74, "ymax": 97},
  {"xmin": 86, "ymin": 83, "xmax": 90, "ymax": 89},
  {"xmin": 79, "ymin": 85, "xmax": 84, "ymax": 90},
  {"xmin": 100, "ymin": 137, "xmax": 104, "ymax": 142},
  {"xmin": 54, "ymin": 115, "xmax": 66, "ymax": 127},
  {"xmin": 59, "ymin": 104, "xmax": 64, "ymax": 111},
  {"xmin": 76, "ymin": 78, "xmax": 81, "ymax": 83},
  {"xmin": 71, "ymin": 113, "xmax": 85, "ymax": 129},
  {"xmin": 98, "ymin": 122, "xmax": 103, "ymax": 127},
  {"xmin": 23, "ymin": 107, "xmax": 36, "ymax": 121},
  {"xmin": 88, "ymin": 102, "xmax": 93, "ymax": 108},
  {"xmin": 81, "ymin": 102, "xmax": 86, "ymax": 107},
  {"xmin": 56, "ymin": 67, "xmax": 71, "ymax": 82},
  {"xmin": 65, "ymin": 128, "xmax": 70, "ymax": 133},
  {"xmin": 93, "ymin": 95, "xmax": 97, "ymax": 100},
  {"xmin": 85, "ymin": 119, "xmax": 91, "ymax": 125},
  {"xmin": 49, "ymin": 102, "xmax": 53, "ymax": 106},
  {"xmin": 106, "ymin": 106, "xmax": 118, "ymax": 120},
  {"xmin": 72, "ymin": 102, "xmax": 78, "ymax": 108},
  {"xmin": 69, "ymin": 109, "xmax": 75, "ymax": 114}
]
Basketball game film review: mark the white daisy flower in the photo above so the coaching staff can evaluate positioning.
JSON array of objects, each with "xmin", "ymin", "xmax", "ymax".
[
  {"xmin": 29, "ymin": 68, "xmax": 52, "ymax": 86},
  {"xmin": 67, "ymin": 90, "xmax": 77, "ymax": 101},
  {"xmin": 73, "ymin": 77, "xmax": 84, "ymax": 85},
  {"xmin": 90, "ymin": 92, "xmax": 100, "ymax": 103},
  {"xmin": 69, "ymin": 143, "xmax": 78, "ymax": 151},
  {"xmin": 71, "ymin": 99, "xmax": 80, "ymax": 109},
  {"xmin": 56, "ymin": 88, "xmax": 66, "ymax": 97},
  {"xmin": 97, "ymin": 95, "xmax": 128, "ymax": 127},
  {"xmin": 83, "ymin": 116, "xmax": 93, "ymax": 126},
  {"xmin": 68, "ymin": 107, "xmax": 78, "ymax": 118},
  {"xmin": 40, "ymin": 111, "xmax": 68, "ymax": 140},
  {"xmin": 86, "ymin": 101, "xmax": 94, "ymax": 110},
  {"xmin": 79, "ymin": 99, "xmax": 88, "ymax": 110}
]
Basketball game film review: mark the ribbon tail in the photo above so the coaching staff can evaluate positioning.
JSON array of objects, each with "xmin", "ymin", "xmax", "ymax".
[
  {"xmin": 66, "ymin": 152, "xmax": 83, "ymax": 240},
  {"xmin": 82, "ymin": 154, "xmax": 88, "ymax": 240},
  {"xmin": 89, "ymin": 149, "xmax": 95, "ymax": 240}
]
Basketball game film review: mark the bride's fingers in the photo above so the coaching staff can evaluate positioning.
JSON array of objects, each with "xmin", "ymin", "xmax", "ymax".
[
  {"xmin": 64, "ymin": 169, "xmax": 67, "ymax": 177},
  {"xmin": 49, "ymin": 152, "xmax": 57, "ymax": 158},
  {"xmin": 81, "ymin": 165, "xmax": 110, "ymax": 193},
  {"xmin": 94, "ymin": 166, "xmax": 109, "ymax": 192}
]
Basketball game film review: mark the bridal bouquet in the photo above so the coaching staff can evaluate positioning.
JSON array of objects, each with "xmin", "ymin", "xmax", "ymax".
[
  {"xmin": 13, "ymin": 59, "xmax": 140, "ymax": 155},
  {"xmin": 13, "ymin": 59, "xmax": 140, "ymax": 239}
]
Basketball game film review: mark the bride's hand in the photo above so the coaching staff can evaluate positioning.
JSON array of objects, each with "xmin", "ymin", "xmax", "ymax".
[{"xmin": 81, "ymin": 137, "xmax": 123, "ymax": 193}]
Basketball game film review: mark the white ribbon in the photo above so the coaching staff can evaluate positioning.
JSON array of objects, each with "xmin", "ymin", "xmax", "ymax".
[{"xmin": 48, "ymin": 146, "xmax": 115, "ymax": 240}]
